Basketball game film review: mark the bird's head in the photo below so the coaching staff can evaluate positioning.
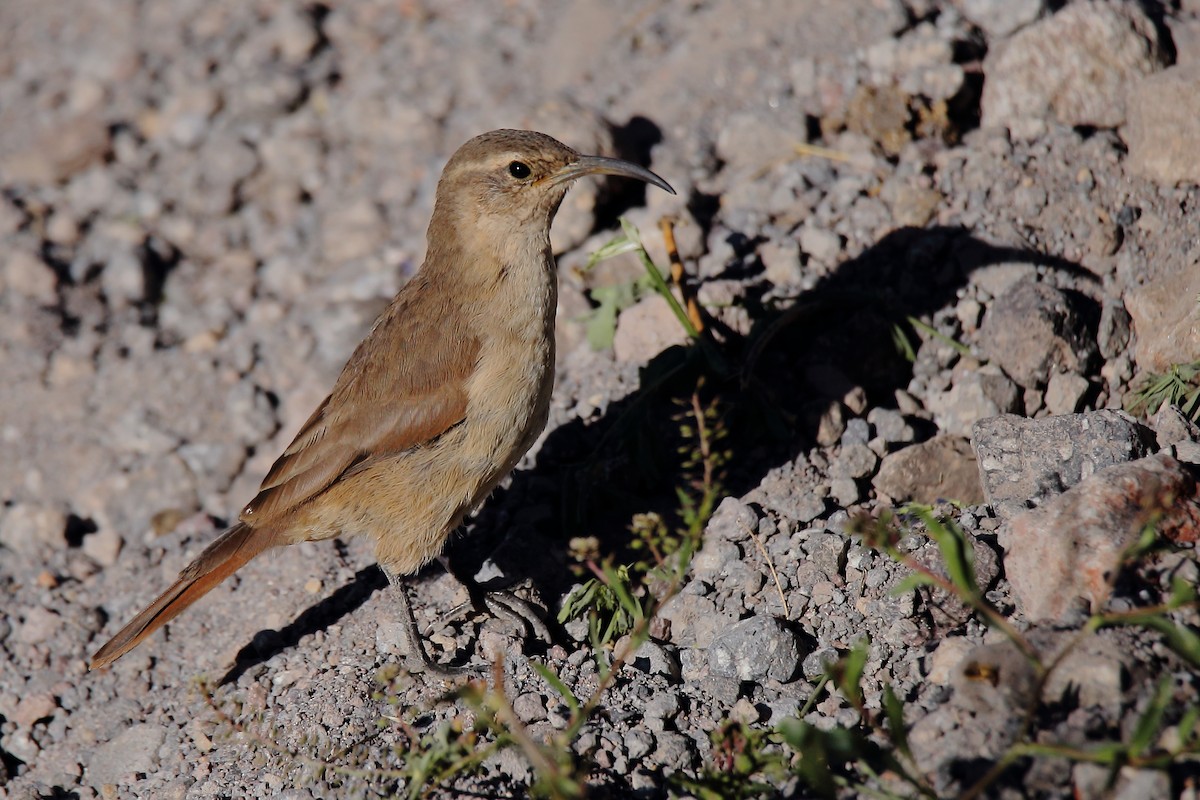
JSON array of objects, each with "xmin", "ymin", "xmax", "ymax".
[{"xmin": 429, "ymin": 129, "xmax": 674, "ymax": 252}]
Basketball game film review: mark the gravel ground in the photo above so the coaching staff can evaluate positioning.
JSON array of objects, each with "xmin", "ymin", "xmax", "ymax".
[{"xmin": 2, "ymin": 1, "xmax": 1200, "ymax": 798}]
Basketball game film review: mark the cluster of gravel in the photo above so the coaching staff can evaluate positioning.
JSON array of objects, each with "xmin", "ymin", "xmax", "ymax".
[{"xmin": 2, "ymin": 1, "xmax": 1199, "ymax": 798}]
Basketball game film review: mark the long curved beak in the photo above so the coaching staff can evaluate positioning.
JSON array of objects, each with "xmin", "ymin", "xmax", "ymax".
[{"xmin": 546, "ymin": 154, "xmax": 675, "ymax": 195}]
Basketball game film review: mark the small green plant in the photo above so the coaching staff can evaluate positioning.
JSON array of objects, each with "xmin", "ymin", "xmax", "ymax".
[
  {"xmin": 1126, "ymin": 361, "xmax": 1200, "ymax": 421},
  {"xmin": 583, "ymin": 217, "xmax": 728, "ymax": 375},
  {"xmin": 892, "ymin": 316, "xmax": 974, "ymax": 364}
]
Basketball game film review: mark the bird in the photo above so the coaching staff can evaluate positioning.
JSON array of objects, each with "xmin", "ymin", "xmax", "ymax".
[{"xmin": 89, "ymin": 128, "xmax": 674, "ymax": 672}]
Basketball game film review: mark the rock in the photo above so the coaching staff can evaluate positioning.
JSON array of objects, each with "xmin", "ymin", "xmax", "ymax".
[
  {"xmin": 873, "ymin": 435, "xmax": 984, "ymax": 505},
  {"xmin": 1000, "ymin": 453, "xmax": 1200, "ymax": 623},
  {"xmin": 1124, "ymin": 64, "xmax": 1200, "ymax": 186},
  {"xmin": 1097, "ymin": 300, "xmax": 1132, "ymax": 360},
  {"xmin": 977, "ymin": 279, "xmax": 1099, "ymax": 389},
  {"xmin": 708, "ymin": 615, "xmax": 803, "ymax": 683},
  {"xmin": 705, "ymin": 496, "xmax": 758, "ymax": 543},
  {"xmin": 15, "ymin": 607, "xmax": 62, "ymax": 645},
  {"xmin": 658, "ymin": 594, "xmax": 734, "ymax": 649},
  {"xmin": 972, "ymin": 411, "xmax": 1157, "ymax": 521},
  {"xmin": 926, "ymin": 637, "xmax": 974, "ymax": 686},
  {"xmin": 0, "ymin": 503, "xmax": 67, "ymax": 555},
  {"xmin": 1151, "ymin": 404, "xmax": 1200, "ymax": 449},
  {"xmin": 620, "ymin": 637, "xmax": 681, "ymax": 680},
  {"xmin": 716, "ymin": 111, "xmax": 801, "ymax": 175},
  {"xmin": 845, "ymin": 84, "xmax": 911, "ymax": 157},
  {"xmin": 13, "ymin": 692, "xmax": 57, "ymax": 727},
  {"xmin": 951, "ymin": 642, "xmax": 1039, "ymax": 715},
  {"xmin": 797, "ymin": 223, "xmax": 842, "ymax": 265},
  {"xmin": 88, "ymin": 724, "xmax": 167, "ymax": 786},
  {"xmin": 3, "ymin": 250, "xmax": 59, "ymax": 305},
  {"xmin": 956, "ymin": 0, "xmax": 1045, "ymax": 39},
  {"xmin": 1074, "ymin": 765, "xmax": 1171, "ymax": 800},
  {"xmin": 1042, "ymin": 635, "xmax": 1127, "ymax": 715},
  {"xmin": 1043, "ymin": 372, "xmax": 1089, "ymax": 415},
  {"xmin": 512, "ymin": 692, "xmax": 547, "ymax": 724},
  {"xmin": 802, "ymin": 646, "xmax": 839, "ymax": 681},
  {"xmin": 759, "ymin": 239, "xmax": 802, "ymax": 287},
  {"xmin": 612, "ymin": 294, "xmax": 689, "ymax": 363},
  {"xmin": 829, "ymin": 443, "xmax": 879, "ymax": 480},
  {"xmin": 1124, "ymin": 263, "xmax": 1200, "ymax": 373},
  {"xmin": 0, "ymin": 113, "xmax": 112, "ymax": 184},
  {"xmin": 867, "ymin": 408, "xmax": 915, "ymax": 445},
  {"xmin": 925, "ymin": 364, "xmax": 1022, "ymax": 436},
  {"xmin": 980, "ymin": 0, "xmax": 1166, "ymax": 139},
  {"xmin": 82, "ymin": 527, "xmax": 124, "ymax": 568}
]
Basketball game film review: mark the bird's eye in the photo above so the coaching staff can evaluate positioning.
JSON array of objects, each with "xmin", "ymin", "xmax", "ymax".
[{"xmin": 508, "ymin": 160, "xmax": 532, "ymax": 179}]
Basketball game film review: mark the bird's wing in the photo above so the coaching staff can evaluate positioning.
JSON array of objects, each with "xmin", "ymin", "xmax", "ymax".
[{"xmin": 239, "ymin": 278, "xmax": 479, "ymax": 524}]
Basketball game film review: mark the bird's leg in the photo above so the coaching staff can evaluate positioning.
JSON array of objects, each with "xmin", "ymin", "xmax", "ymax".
[
  {"xmin": 437, "ymin": 555, "xmax": 552, "ymax": 643},
  {"xmin": 379, "ymin": 565, "xmax": 474, "ymax": 678}
]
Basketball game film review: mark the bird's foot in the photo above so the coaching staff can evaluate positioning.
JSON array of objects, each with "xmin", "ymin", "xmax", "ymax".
[{"xmin": 381, "ymin": 567, "xmax": 481, "ymax": 679}]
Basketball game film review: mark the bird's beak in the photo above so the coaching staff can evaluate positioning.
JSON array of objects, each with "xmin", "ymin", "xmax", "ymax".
[{"xmin": 546, "ymin": 154, "xmax": 676, "ymax": 195}]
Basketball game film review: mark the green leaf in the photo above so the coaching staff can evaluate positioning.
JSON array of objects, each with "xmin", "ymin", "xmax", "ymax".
[
  {"xmin": 838, "ymin": 641, "xmax": 869, "ymax": 707},
  {"xmin": 891, "ymin": 322, "xmax": 916, "ymax": 363},
  {"xmin": 1169, "ymin": 576, "xmax": 1198, "ymax": 608},
  {"xmin": 913, "ymin": 507, "xmax": 978, "ymax": 598},
  {"xmin": 585, "ymin": 232, "xmax": 640, "ymax": 269},
  {"xmin": 883, "ymin": 684, "xmax": 911, "ymax": 759},
  {"xmin": 1178, "ymin": 705, "xmax": 1200, "ymax": 746},
  {"xmin": 531, "ymin": 661, "xmax": 580, "ymax": 716},
  {"xmin": 891, "ymin": 573, "xmax": 937, "ymax": 596},
  {"xmin": 1130, "ymin": 677, "xmax": 1172, "ymax": 756}
]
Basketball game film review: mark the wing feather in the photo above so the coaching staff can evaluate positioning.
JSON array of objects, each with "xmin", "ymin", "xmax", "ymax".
[{"xmin": 240, "ymin": 274, "xmax": 478, "ymax": 524}]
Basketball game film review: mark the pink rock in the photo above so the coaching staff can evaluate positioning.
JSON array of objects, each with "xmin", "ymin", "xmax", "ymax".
[{"xmin": 1000, "ymin": 453, "xmax": 1200, "ymax": 623}]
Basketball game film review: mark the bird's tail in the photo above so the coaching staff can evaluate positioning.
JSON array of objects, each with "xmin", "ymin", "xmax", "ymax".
[{"xmin": 89, "ymin": 522, "xmax": 280, "ymax": 670}]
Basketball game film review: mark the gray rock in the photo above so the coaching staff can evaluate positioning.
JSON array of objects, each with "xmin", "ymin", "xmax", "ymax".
[
  {"xmin": 980, "ymin": 0, "xmax": 1166, "ymax": 138},
  {"xmin": 708, "ymin": 615, "xmax": 803, "ymax": 683},
  {"xmin": 16, "ymin": 607, "xmax": 62, "ymax": 645},
  {"xmin": 802, "ymin": 646, "xmax": 839, "ymax": 680},
  {"xmin": 624, "ymin": 728, "xmax": 655, "ymax": 760},
  {"xmin": 842, "ymin": 418, "xmax": 871, "ymax": 447},
  {"xmin": 512, "ymin": 692, "xmax": 547, "ymax": 724},
  {"xmin": 829, "ymin": 443, "xmax": 878, "ymax": 480},
  {"xmin": 1151, "ymin": 404, "xmax": 1200, "ymax": 449},
  {"xmin": 622, "ymin": 638, "xmax": 681, "ymax": 681},
  {"xmin": 88, "ymin": 723, "xmax": 167, "ymax": 786},
  {"xmin": 925, "ymin": 364, "xmax": 1022, "ymax": 437},
  {"xmin": 977, "ymin": 279, "xmax": 1099, "ymax": 389},
  {"xmin": 971, "ymin": 410, "xmax": 1157, "ymax": 521},
  {"xmin": 873, "ymin": 435, "xmax": 984, "ymax": 505},
  {"xmin": 956, "ymin": 0, "xmax": 1045, "ymax": 39},
  {"xmin": 1097, "ymin": 300, "xmax": 1132, "ymax": 360},
  {"xmin": 1043, "ymin": 372, "xmax": 1089, "ymax": 416},
  {"xmin": 999, "ymin": 453, "xmax": 1200, "ymax": 623},
  {"xmin": 867, "ymin": 407, "xmax": 915, "ymax": 445},
  {"xmin": 658, "ymin": 594, "xmax": 735, "ymax": 649},
  {"xmin": 0, "ymin": 503, "xmax": 67, "ymax": 555}
]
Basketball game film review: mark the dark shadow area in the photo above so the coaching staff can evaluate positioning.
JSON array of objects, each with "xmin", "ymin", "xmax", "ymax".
[
  {"xmin": 449, "ymin": 225, "xmax": 1098, "ymax": 621},
  {"xmin": 593, "ymin": 115, "xmax": 665, "ymax": 231}
]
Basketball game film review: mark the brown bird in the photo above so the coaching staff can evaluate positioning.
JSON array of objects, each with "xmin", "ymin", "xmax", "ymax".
[{"xmin": 89, "ymin": 129, "xmax": 674, "ymax": 671}]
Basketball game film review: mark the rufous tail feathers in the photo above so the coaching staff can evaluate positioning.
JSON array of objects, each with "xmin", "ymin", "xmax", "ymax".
[{"xmin": 89, "ymin": 522, "xmax": 279, "ymax": 670}]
